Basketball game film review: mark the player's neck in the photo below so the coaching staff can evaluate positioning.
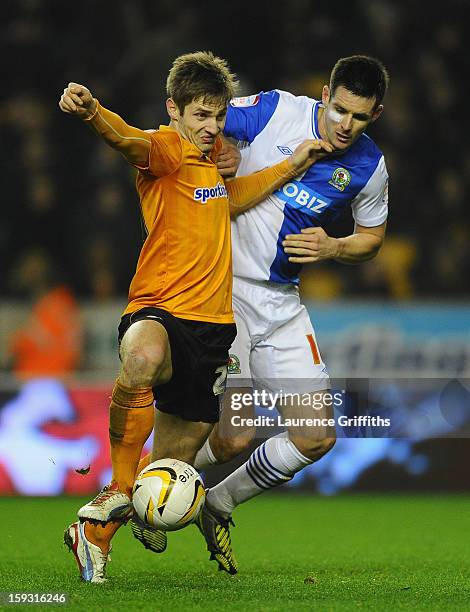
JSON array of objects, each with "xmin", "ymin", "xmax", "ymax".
[{"xmin": 169, "ymin": 118, "xmax": 186, "ymax": 140}]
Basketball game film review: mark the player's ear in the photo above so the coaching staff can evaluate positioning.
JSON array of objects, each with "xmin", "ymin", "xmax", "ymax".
[
  {"xmin": 371, "ymin": 104, "xmax": 384, "ymax": 122},
  {"xmin": 322, "ymin": 86, "xmax": 330, "ymax": 105},
  {"xmin": 166, "ymin": 98, "xmax": 180, "ymax": 121}
]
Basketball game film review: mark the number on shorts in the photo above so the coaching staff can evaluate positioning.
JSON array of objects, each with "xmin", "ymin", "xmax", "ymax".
[{"xmin": 213, "ymin": 365, "xmax": 228, "ymax": 396}]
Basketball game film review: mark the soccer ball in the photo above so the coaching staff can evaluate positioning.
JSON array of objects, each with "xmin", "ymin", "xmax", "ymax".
[{"xmin": 132, "ymin": 458, "xmax": 205, "ymax": 531}]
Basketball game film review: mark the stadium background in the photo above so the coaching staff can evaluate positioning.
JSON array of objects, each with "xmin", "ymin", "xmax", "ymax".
[{"xmin": 1, "ymin": 0, "xmax": 469, "ymax": 497}]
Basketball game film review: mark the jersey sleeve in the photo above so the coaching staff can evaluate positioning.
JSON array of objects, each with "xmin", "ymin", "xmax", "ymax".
[
  {"xmin": 141, "ymin": 130, "xmax": 183, "ymax": 177},
  {"xmin": 351, "ymin": 156, "xmax": 389, "ymax": 227},
  {"xmin": 225, "ymin": 158, "xmax": 297, "ymax": 215},
  {"xmin": 224, "ymin": 90, "xmax": 280, "ymax": 143}
]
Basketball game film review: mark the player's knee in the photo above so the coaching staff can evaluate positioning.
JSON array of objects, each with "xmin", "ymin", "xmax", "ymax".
[
  {"xmin": 290, "ymin": 434, "xmax": 336, "ymax": 462},
  {"xmin": 210, "ymin": 429, "xmax": 255, "ymax": 463},
  {"xmin": 121, "ymin": 344, "xmax": 171, "ymax": 387}
]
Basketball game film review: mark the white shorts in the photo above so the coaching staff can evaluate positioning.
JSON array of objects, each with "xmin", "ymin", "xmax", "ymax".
[{"xmin": 227, "ymin": 277, "xmax": 330, "ymax": 393}]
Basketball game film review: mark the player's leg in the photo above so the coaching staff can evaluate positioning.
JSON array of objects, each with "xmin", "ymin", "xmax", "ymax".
[
  {"xmin": 276, "ymin": 316, "xmax": 336, "ymax": 465},
  {"xmin": 189, "ymin": 302, "xmax": 257, "ymax": 574},
  {"xmin": 65, "ymin": 309, "xmax": 174, "ymax": 579},
  {"xmin": 129, "ymin": 388, "xmax": 254, "ymax": 558},
  {"xmin": 196, "ymin": 280, "xmax": 278, "ymax": 574},
  {"xmin": 202, "ymin": 306, "xmax": 334, "ymax": 565},
  {"xmin": 207, "ymin": 310, "xmax": 333, "ymax": 513},
  {"xmin": 277, "ymin": 389, "xmax": 336, "ymax": 464},
  {"xmin": 202, "ymin": 389, "xmax": 255, "ymax": 464},
  {"xmin": 72, "ymin": 410, "xmax": 213, "ymax": 575},
  {"xmin": 192, "ymin": 384, "xmax": 255, "ymax": 576},
  {"xmin": 130, "ymin": 409, "xmax": 214, "ymax": 554},
  {"xmin": 130, "ymin": 398, "xmax": 253, "ymax": 563},
  {"xmin": 129, "ymin": 388, "xmax": 234, "ymax": 557},
  {"xmin": 193, "ymin": 382, "xmax": 256, "ymax": 574},
  {"xmin": 151, "ymin": 409, "xmax": 214, "ymax": 464},
  {"xmin": 130, "ymin": 318, "xmax": 237, "ymax": 561},
  {"xmin": 78, "ymin": 314, "xmax": 171, "ymax": 521}
]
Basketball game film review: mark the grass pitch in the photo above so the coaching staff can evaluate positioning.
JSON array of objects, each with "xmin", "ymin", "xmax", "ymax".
[{"xmin": 0, "ymin": 494, "xmax": 469, "ymax": 611}]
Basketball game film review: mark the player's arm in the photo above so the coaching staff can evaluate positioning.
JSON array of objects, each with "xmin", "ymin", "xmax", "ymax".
[
  {"xmin": 283, "ymin": 222, "xmax": 386, "ymax": 264},
  {"xmin": 59, "ymin": 82, "xmax": 150, "ymax": 167},
  {"xmin": 284, "ymin": 157, "xmax": 389, "ymax": 264},
  {"xmin": 226, "ymin": 139, "xmax": 333, "ymax": 218},
  {"xmin": 335, "ymin": 223, "xmax": 386, "ymax": 263}
]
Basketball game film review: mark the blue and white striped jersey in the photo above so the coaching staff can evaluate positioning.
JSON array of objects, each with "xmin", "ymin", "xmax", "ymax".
[{"xmin": 224, "ymin": 90, "xmax": 389, "ymax": 284}]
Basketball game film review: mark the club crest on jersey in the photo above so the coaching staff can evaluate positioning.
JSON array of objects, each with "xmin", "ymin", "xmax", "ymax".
[
  {"xmin": 328, "ymin": 167, "xmax": 351, "ymax": 191},
  {"xmin": 228, "ymin": 354, "xmax": 241, "ymax": 374},
  {"xmin": 193, "ymin": 182, "xmax": 228, "ymax": 204},
  {"xmin": 230, "ymin": 95, "xmax": 260, "ymax": 108}
]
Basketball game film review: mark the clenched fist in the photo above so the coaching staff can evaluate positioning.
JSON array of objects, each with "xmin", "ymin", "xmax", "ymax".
[
  {"xmin": 217, "ymin": 141, "xmax": 241, "ymax": 178},
  {"xmin": 59, "ymin": 82, "xmax": 97, "ymax": 119}
]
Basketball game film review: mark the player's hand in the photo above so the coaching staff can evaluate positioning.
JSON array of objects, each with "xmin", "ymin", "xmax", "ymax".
[
  {"xmin": 283, "ymin": 227, "xmax": 339, "ymax": 263},
  {"xmin": 59, "ymin": 82, "xmax": 97, "ymax": 119},
  {"xmin": 217, "ymin": 141, "xmax": 241, "ymax": 178},
  {"xmin": 289, "ymin": 139, "xmax": 334, "ymax": 174}
]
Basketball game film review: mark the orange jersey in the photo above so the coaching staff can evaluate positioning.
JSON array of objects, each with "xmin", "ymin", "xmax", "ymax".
[{"xmin": 124, "ymin": 126, "xmax": 233, "ymax": 324}]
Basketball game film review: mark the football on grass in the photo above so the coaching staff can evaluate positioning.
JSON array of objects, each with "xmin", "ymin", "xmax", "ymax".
[{"xmin": 132, "ymin": 458, "xmax": 205, "ymax": 531}]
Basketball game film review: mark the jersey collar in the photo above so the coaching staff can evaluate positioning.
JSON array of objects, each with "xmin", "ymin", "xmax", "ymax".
[{"xmin": 311, "ymin": 100, "xmax": 321, "ymax": 139}]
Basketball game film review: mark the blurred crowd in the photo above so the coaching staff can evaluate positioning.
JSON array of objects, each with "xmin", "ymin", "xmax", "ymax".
[{"xmin": 1, "ymin": 0, "xmax": 469, "ymax": 304}]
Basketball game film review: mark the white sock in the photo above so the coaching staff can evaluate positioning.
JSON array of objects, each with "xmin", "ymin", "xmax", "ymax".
[
  {"xmin": 194, "ymin": 438, "xmax": 218, "ymax": 471},
  {"xmin": 207, "ymin": 432, "xmax": 311, "ymax": 517}
]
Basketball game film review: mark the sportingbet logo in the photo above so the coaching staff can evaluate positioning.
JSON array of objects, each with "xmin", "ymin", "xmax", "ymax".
[
  {"xmin": 275, "ymin": 181, "xmax": 331, "ymax": 215},
  {"xmin": 194, "ymin": 182, "xmax": 228, "ymax": 204}
]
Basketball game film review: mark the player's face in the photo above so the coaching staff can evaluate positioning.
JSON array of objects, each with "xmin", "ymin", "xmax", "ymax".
[
  {"xmin": 320, "ymin": 85, "xmax": 383, "ymax": 152},
  {"xmin": 169, "ymin": 98, "xmax": 227, "ymax": 154}
]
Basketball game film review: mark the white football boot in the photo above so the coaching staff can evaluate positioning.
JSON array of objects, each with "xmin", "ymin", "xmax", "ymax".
[
  {"xmin": 78, "ymin": 483, "xmax": 133, "ymax": 523},
  {"xmin": 64, "ymin": 521, "xmax": 111, "ymax": 583}
]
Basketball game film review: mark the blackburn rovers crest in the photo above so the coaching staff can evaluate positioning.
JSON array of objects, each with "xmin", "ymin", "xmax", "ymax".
[
  {"xmin": 228, "ymin": 354, "xmax": 241, "ymax": 374},
  {"xmin": 329, "ymin": 167, "xmax": 351, "ymax": 191}
]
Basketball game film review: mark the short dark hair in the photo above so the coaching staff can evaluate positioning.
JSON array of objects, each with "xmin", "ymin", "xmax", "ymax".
[
  {"xmin": 166, "ymin": 51, "xmax": 239, "ymax": 113},
  {"xmin": 330, "ymin": 55, "xmax": 389, "ymax": 107}
]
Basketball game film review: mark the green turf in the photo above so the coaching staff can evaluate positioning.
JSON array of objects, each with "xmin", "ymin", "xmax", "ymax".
[{"xmin": 0, "ymin": 494, "xmax": 469, "ymax": 611}]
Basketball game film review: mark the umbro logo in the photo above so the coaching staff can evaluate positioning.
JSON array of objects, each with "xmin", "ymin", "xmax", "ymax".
[{"xmin": 277, "ymin": 145, "xmax": 293, "ymax": 155}]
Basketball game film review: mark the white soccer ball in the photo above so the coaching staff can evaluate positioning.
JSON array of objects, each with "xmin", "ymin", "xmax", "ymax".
[{"xmin": 132, "ymin": 458, "xmax": 205, "ymax": 531}]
